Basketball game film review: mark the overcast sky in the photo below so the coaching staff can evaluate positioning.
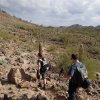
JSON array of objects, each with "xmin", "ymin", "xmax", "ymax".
[{"xmin": 0, "ymin": 0, "xmax": 100, "ymax": 26}]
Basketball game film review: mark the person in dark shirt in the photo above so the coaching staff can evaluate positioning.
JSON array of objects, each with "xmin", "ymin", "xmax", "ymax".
[
  {"xmin": 66, "ymin": 54, "xmax": 83, "ymax": 100},
  {"xmin": 37, "ymin": 53, "xmax": 47, "ymax": 89}
]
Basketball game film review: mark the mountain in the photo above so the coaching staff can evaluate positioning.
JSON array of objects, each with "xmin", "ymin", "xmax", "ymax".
[
  {"xmin": 96, "ymin": 25, "xmax": 100, "ymax": 28},
  {"xmin": 68, "ymin": 24, "xmax": 84, "ymax": 28}
]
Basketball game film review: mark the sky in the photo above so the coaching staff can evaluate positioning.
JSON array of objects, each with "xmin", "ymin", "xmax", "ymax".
[{"xmin": 0, "ymin": 0, "xmax": 100, "ymax": 26}]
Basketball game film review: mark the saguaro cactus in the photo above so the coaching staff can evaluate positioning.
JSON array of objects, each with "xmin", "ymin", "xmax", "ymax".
[
  {"xmin": 79, "ymin": 44, "xmax": 84, "ymax": 62},
  {"xmin": 39, "ymin": 42, "xmax": 42, "ymax": 55}
]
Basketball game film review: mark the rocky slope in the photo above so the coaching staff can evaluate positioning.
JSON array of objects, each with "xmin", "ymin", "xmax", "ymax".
[{"xmin": 0, "ymin": 40, "xmax": 99, "ymax": 100}]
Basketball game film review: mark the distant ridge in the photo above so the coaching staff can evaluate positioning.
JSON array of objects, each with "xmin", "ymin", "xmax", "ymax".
[
  {"xmin": 96, "ymin": 25, "xmax": 100, "ymax": 29},
  {"xmin": 67, "ymin": 24, "xmax": 84, "ymax": 28},
  {"xmin": 59, "ymin": 24, "xmax": 100, "ymax": 29}
]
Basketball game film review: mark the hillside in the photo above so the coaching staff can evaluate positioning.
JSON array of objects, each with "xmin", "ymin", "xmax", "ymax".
[
  {"xmin": 0, "ymin": 10, "xmax": 100, "ymax": 100},
  {"xmin": 0, "ymin": 10, "xmax": 100, "ymax": 77}
]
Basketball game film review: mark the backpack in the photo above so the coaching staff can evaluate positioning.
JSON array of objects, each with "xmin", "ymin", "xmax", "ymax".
[
  {"xmin": 39, "ymin": 59, "xmax": 50, "ymax": 73},
  {"xmin": 77, "ymin": 63, "xmax": 91, "ymax": 89}
]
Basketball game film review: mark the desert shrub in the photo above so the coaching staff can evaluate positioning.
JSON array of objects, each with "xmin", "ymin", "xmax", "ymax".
[
  {"xmin": 78, "ymin": 45, "xmax": 100, "ymax": 79},
  {"xmin": 47, "ymin": 45, "xmax": 56, "ymax": 52},
  {"xmin": 92, "ymin": 47, "xmax": 100, "ymax": 55},
  {"xmin": 0, "ymin": 30, "xmax": 14, "ymax": 40},
  {"xmin": 85, "ymin": 58, "xmax": 100, "ymax": 79},
  {"xmin": 15, "ymin": 25, "xmax": 25, "ymax": 30},
  {"xmin": 56, "ymin": 53, "xmax": 71, "ymax": 71}
]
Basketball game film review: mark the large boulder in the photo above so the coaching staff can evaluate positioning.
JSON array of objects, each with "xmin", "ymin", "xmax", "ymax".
[
  {"xmin": 3, "ymin": 94, "xmax": 12, "ymax": 100},
  {"xmin": 20, "ymin": 94, "xmax": 28, "ymax": 100},
  {"xmin": 7, "ymin": 68, "xmax": 36, "ymax": 86},
  {"xmin": 53, "ymin": 95, "xmax": 66, "ymax": 100},
  {"xmin": 7, "ymin": 68, "xmax": 21, "ymax": 84},
  {"xmin": 30, "ymin": 93, "xmax": 47, "ymax": 100}
]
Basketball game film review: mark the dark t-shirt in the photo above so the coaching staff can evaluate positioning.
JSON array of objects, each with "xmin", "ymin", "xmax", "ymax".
[{"xmin": 38, "ymin": 59, "xmax": 47, "ymax": 73}]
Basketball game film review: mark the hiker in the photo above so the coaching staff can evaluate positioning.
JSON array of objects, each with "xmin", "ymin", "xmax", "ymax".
[
  {"xmin": 37, "ymin": 53, "xmax": 48, "ymax": 89},
  {"xmin": 66, "ymin": 54, "xmax": 89, "ymax": 100}
]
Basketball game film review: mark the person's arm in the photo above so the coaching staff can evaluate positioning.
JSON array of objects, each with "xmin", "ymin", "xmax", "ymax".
[
  {"xmin": 62, "ymin": 74, "xmax": 72, "ymax": 81},
  {"xmin": 38, "ymin": 61, "xmax": 41, "ymax": 74},
  {"xmin": 37, "ymin": 59, "xmax": 40, "ymax": 73},
  {"xmin": 66, "ymin": 75, "xmax": 72, "ymax": 80},
  {"xmin": 66, "ymin": 65, "xmax": 76, "ymax": 81}
]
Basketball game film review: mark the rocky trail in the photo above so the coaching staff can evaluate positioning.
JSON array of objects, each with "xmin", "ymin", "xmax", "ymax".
[{"xmin": 0, "ymin": 40, "xmax": 100, "ymax": 100}]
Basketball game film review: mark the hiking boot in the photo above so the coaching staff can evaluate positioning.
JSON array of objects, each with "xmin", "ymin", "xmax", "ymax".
[{"xmin": 38, "ymin": 83, "xmax": 42, "ymax": 87}]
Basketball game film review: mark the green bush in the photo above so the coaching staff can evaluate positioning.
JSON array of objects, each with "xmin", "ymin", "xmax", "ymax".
[
  {"xmin": 47, "ymin": 45, "xmax": 56, "ymax": 52},
  {"xmin": 0, "ymin": 30, "xmax": 14, "ymax": 40},
  {"xmin": 85, "ymin": 58, "xmax": 100, "ymax": 79},
  {"xmin": 55, "ymin": 53, "xmax": 71, "ymax": 71}
]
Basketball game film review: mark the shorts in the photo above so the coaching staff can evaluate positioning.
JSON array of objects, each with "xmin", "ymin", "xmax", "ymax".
[{"xmin": 40, "ymin": 72, "xmax": 46, "ymax": 80}]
